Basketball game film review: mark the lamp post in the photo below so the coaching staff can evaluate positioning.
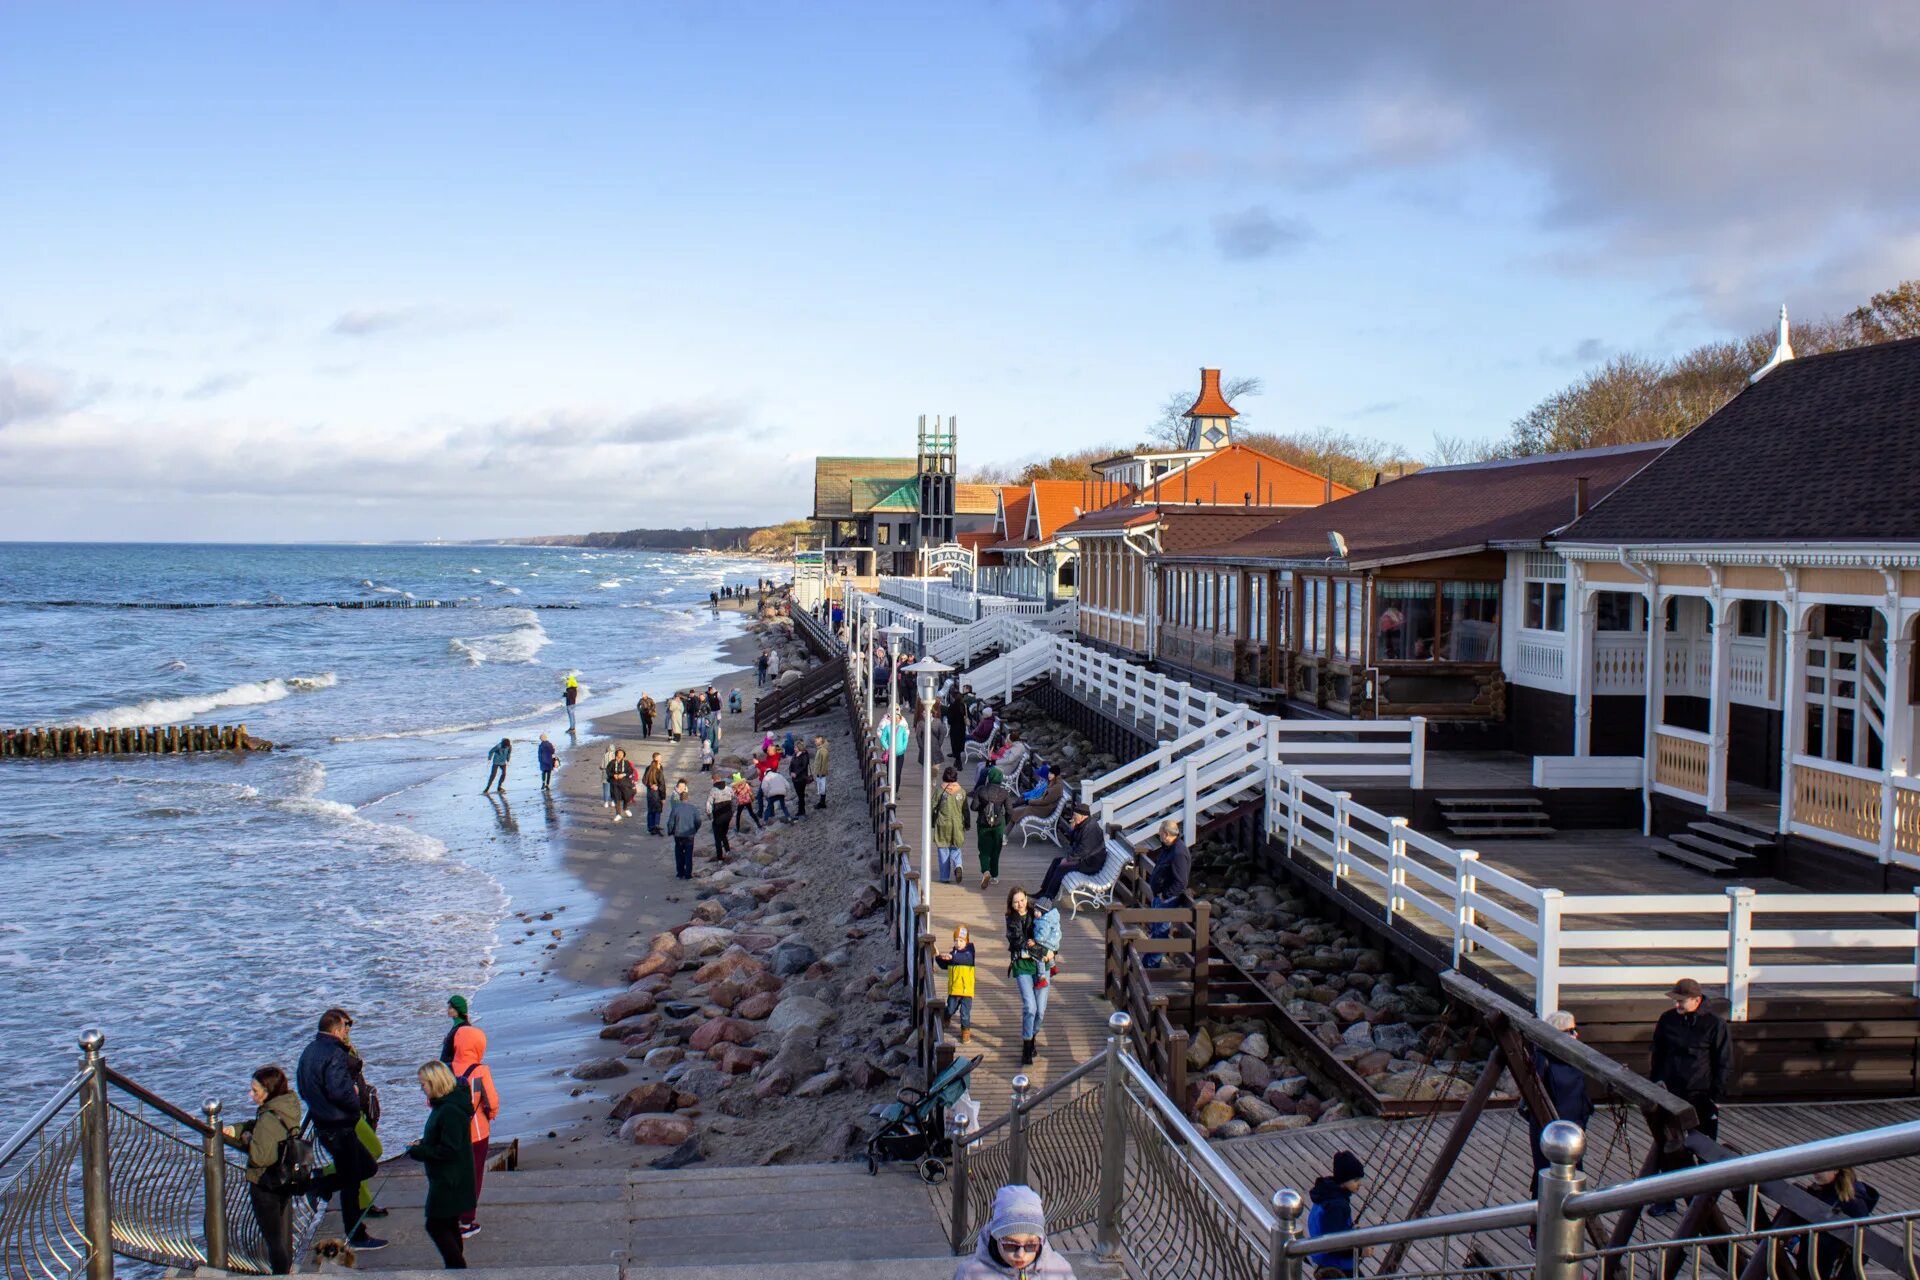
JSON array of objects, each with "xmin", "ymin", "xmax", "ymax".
[
  {"xmin": 880, "ymin": 623, "xmax": 911, "ymax": 809},
  {"xmin": 862, "ymin": 600, "xmax": 877, "ymax": 728},
  {"xmin": 906, "ymin": 657, "xmax": 953, "ymax": 899}
]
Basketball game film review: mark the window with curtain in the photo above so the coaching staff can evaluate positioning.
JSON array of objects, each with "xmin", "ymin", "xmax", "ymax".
[
  {"xmin": 1344, "ymin": 581, "xmax": 1366, "ymax": 660},
  {"xmin": 1375, "ymin": 580, "xmax": 1438, "ymax": 661},
  {"xmin": 1438, "ymin": 581, "xmax": 1501, "ymax": 662},
  {"xmin": 1250, "ymin": 573, "xmax": 1267, "ymax": 646},
  {"xmin": 1224, "ymin": 573, "xmax": 1238, "ymax": 637},
  {"xmin": 1303, "ymin": 577, "xmax": 1326, "ymax": 654}
]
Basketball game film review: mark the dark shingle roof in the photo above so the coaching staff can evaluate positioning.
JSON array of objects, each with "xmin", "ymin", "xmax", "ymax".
[
  {"xmin": 1562, "ymin": 337, "xmax": 1920, "ymax": 544},
  {"xmin": 1172, "ymin": 444, "xmax": 1667, "ymax": 566}
]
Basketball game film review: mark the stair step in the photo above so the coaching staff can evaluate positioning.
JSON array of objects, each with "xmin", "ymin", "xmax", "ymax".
[
  {"xmin": 1652, "ymin": 838, "xmax": 1743, "ymax": 877},
  {"xmin": 1670, "ymin": 833, "xmax": 1760, "ymax": 864},
  {"xmin": 1437, "ymin": 796, "xmax": 1541, "ymax": 808},
  {"xmin": 1445, "ymin": 824, "xmax": 1557, "ymax": 838},
  {"xmin": 1440, "ymin": 809, "xmax": 1550, "ymax": 824},
  {"xmin": 1688, "ymin": 821, "xmax": 1773, "ymax": 850}
]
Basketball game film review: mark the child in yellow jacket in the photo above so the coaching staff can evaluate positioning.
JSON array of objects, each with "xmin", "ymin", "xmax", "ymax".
[{"xmin": 935, "ymin": 925, "xmax": 976, "ymax": 1043}]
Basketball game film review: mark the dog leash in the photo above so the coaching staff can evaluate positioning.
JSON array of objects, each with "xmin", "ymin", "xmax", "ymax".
[{"xmin": 343, "ymin": 1172, "xmax": 394, "ymax": 1241}]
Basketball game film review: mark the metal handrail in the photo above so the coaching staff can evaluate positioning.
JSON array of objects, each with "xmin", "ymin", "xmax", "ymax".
[
  {"xmin": 0, "ymin": 1070, "xmax": 90, "ymax": 1169},
  {"xmin": 964, "ymin": 1053, "xmax": 1104, "ymax": 1144},
  {"xmin": 1572, "ymin": 1205, "xmax": 1920, "ymax": 1262},
  {"xmin": 1117, "ymin": 1052, "xmax": 1279, "ymax": 1238},
  {"xmin": 1278, "ymin": 1199, "xmax": 1535, "ymax": 1258}
]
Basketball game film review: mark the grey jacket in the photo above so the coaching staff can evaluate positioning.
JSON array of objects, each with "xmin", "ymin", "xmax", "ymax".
[
  {"xmin": 953, "ymin": 1185, "xmax": 1077, "ymax": 1279},
  {"xmin": 664, "ymin": 799, "xmax": 701, "ymax": 837}
]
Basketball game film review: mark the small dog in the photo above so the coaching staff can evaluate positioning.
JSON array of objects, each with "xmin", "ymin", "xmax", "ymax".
[{"xmin": 310, "ymin": 1237, "xmax": 358, "ymax": 1269}]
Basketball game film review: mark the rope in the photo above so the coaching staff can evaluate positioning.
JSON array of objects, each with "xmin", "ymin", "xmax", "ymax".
[{"xmin": 1357, "ymin": 1008, "xmax": 1467, "ymax": 1221}]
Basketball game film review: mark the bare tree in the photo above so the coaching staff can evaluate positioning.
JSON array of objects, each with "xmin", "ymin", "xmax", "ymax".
[
  {"xmin": 1148, "ymin": 374, "xmax": 1265, "ymax": 448},
  {"xmin": 1429, "ymin": 432, "xmax": 1510, "ymax": 466}
]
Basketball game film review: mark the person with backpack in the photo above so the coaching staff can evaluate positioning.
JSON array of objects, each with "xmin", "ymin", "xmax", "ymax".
[
  {"xmin": 296, "ymin": 1009, "xmax": 386, "ymax": 1251},
  {"xmin": 637, "ymin": 693, "xmax": 656, "ymax": 739},
  {"xmin": 563, "ymin": 675, "xmax": 579, "ymax": 731},
  {"xmin": 404, "ymin": 1062, "xmax": 477, "ymax": 1269},
  {"xmin": 607, "ymin": 748, "xmax": 637, "ymax": 822},
  {"xmin": 933, "ymin": 765, "xmax": 969, "ymax": 884},
  {"xmin": 705, "ymin": 775, "xmax": 734, "ymax": 860},
  {"xmin": 728, "ymin": 687, "xmax": 743, "ymax": 714},
  {"xmin": 760, "ymin": 767, "xmax": 795, "ymax": 822},
  {"xmin": 235, "ymin": 1065, "xmax": 304, "ymax": 1274},
  {"xmin": 1307, "ymin": 1151, "xmax": 1367, "ymax": 1278},
  {"xmin": 730, "ymin": 772, "xmax": 761, "ymax": 835},
  {"xmin": 449, "ymin": 1025, "xmax": 499, "ymax": 1239},
  {"xmin": 970, "ymin": 766, "xmax": 1015, "ymax": 890},
  {"xmin": 482, "ymin": 738, "xmax": 511, "ymax": 794},
  {"xmin": 536, "ymin": 734, "xmax": 556, "ymax": 792},
  {"xmin": 642, "ymin": 753, "xmax": 667, "ymax": 835},
  {"xmin": 665, "ymin": 779, "xmax": 701, "ymax": 879}
]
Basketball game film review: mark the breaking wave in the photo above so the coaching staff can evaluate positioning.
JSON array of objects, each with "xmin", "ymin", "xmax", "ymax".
[
  {"xmin": 448, "ymin": 611, "xmax": 550, "ymax": 665},
  {"xmin": 70, "ymin": 673, "xmax": 338, "ymax": 728}
]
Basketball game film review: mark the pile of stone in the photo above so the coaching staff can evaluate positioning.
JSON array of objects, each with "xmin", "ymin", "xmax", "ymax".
[
  {"xmin": 987, "ymin": 693, "xmax": 1115, "ymax": 788},
  {"xmin": 1180, "ymin": 841, "xmax": 1503, "ymax": 1137},
  {"xmin": 574, "ymin": 821, "xmax": 922, "ymax": 1163}
]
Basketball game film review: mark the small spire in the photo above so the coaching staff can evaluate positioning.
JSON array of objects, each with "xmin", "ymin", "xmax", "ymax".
[{"xmin": 1750, "ymin": 303, "xmax": 1794, "ymax": 383}]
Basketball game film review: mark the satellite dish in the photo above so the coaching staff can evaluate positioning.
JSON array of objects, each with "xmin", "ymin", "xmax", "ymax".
[{"xmin": 1327, "ymin": 531, "xmax": 1349, "ymax": 559}]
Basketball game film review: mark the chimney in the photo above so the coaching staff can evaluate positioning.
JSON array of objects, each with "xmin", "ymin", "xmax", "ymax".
[
  {"xmin": 1323, "ymin": 467, "xmax": 1334, "ymax": 503},
  {"xmin": 1574, "ymin": 476, "xmax": 1591, "ymax": 520},
  {"xmin": 1372, "ymin": 471, "xmax": 1383, "ymax": 488}
]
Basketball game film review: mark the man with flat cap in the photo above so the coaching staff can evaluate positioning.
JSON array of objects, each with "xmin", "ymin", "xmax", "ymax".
[{"xmin": 1647, "ymin": 976, "xmax": 1732, "ymax": 1216}]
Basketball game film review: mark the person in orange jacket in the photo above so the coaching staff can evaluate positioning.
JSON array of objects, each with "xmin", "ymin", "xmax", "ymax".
[{"xmin": 449, "ymin": 1024, "xmax": 499, "ymax": 1239}]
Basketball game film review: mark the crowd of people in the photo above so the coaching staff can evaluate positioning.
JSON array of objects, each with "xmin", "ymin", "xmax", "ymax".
[{"xmin": 229, "ymin": 997, "xmax": 498, "ymax": 1272}]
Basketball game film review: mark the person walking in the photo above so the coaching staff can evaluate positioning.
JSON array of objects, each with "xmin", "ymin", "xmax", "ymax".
[
  {"xmin": 789, "ymin": 739, "xmax": 811, "ymax": 818},
  {"xmin": 971, "ymin": 766, "xmax": 1015, "ymax": 890},
  {"xmin": 953, "ymin": 1183, "xmax": 1077, "ymax": 1279},
  {"xmin": 404, "ymin": 1062, "xmax": 476, "ymax": 1269},
  {"xmin": 563, "ymin": 675, "xmax": 579, "ymax": 732},
  {"xmin": 642, "ymin": 753, "xmax": 667, "ymax": 835},
  {"xmin": 482, "ymin": 738, "xmax": 510, "ymax": 794},
  {"xmin": 810, "ymin": 734, "xmax": 830, "ymax": 808},
  {"xmin": 448, "ymin": 1025, "xmax": 498, "ymax": 1238},
  {"xmin": 1307, "ymin": 1152, "xmax": 1368, "ymax": 1278},
  {"xmin": 235, "ymin": 1065, "xmax": 303, "ymax": 1275},
  {"xmin": 935, "ymin": 926, "xmax": 976, "ymax": 1045},
  {"xmin": 667, "ymin": 694, "xmax": 684, "ymax": 742},
  {"xmin": 599, "ymin": 742, "xmax": 615, "ymax": 809},
  {"xmin": 536, "ymin": 734, "xmax": 556, "ymax": 792},
  {"xmin": 1521, "ymin": 1010, "xmax": 1593, "ymax": 1198},
  {"xmin": 439, "ymin": 994, "xmax": 472, "ymax": 1065},
  {"xmin": 933, "ymin": 766, "xmax": 969, "ymax": 883},
  {"xmin": 296, "ymin": 1010, "xmax": 385, "ymax": 1251},
  {"xmin": 1647, "ymin": 977, "xmax": 1732, "ymax": 1216},
  {"xmin": 705, "ymin": 775, "xmax": 734, "ymax": 860},
  {"xmin": 943, "ymin": 690, "xmax": 970, "ymax": 767},
  {"xmin": 706, "ymin": 686, "xmax": 723, "ymax": 723},
  {"xmin": 730, "ymin": 772, "xmax": 761, "ymax": 835},
  {"xmin": 756, "ymin": 650, "xmax": 769, "ymax": 687},
  {"xmin": 607, "ymin": 748, "xmax": 637, "ymax": 821},
  {"xmin": 880, "ymin": 707, "xmax": 911, "ymax": 782},
  {"xmin": 766, "ymin": 649, "xmax": 780, "ymax": 681},
  {"xmin": 638, "ymin": 693, "xmax": 656, "ymax": 739},
  {"xmin": 665, "ymin": 780, "xmax": 700, "ymax": 879},
  {"xmin": 1005, "ymin": 888, "xmax": 1047, "ymax": 1066},
  {"xmin": 918, "ymin": 697, "xmax": 948, "ymax": 766}
]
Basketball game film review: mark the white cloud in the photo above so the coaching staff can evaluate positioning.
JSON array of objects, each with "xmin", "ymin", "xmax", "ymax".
[{"xmin": 0, "ymin": 360, "xmax": 80, "ymax": 427}]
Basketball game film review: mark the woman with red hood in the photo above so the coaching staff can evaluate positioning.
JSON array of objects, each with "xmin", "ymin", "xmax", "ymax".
[{"xmin": 449, "ymin": 1024, "xmax": 499, "ymax": 1239}]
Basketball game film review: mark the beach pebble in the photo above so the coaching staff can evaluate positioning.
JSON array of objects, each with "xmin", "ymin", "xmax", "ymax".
[
  {"xmin": 620, "ymin": 1114, "xmax": 695, "ymax": 1147},
  {"xmin": 570, "ymin": 1057, "xmax": 629, "ymax": 1081}
]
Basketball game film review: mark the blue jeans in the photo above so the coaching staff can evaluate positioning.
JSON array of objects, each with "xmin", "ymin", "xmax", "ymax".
[
  {"xmin": 566, "ymin": 704, "xmax": 576, "ymax": 730},
  {"xmin": 1016, "ymin": 971, "xmax": 1049, "ymax": 1039},
  {"xmin": 937, "ymin": 845, "xmax": 962, "ymax": 882},
  {"xmin": 762, "ymin": 796, "xmax": 792, "ymax": 822},
  {"xmin": 1145, "ymin": 894, "xmax": 1176, "ymax": 968}
]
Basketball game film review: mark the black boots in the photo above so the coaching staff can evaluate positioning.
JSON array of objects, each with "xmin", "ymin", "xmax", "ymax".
[{"xmin": 1020, "ymin": 1037, "xmax": 1035, "ymax": 1065}]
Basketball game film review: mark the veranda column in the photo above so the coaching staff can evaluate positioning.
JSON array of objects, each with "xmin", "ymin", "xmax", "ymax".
[
  {"xmin": 1886, "ymin": 623, "xmax": 1914, "ymax": 778},
  {"xmin": 1641, "ymin": 584, "xmax": 1665, "ymax": 835},
  {"xmin": 1778, "ymin": 606, "xmax": 1810, "ymax": 836},
  {"xmin": 1706, "ymin": 591, "xmax": 1734, "ymax": 813},
  {"xmin": 1571, "ymin": 581, "xmax": 1598, "ymax": 757}
]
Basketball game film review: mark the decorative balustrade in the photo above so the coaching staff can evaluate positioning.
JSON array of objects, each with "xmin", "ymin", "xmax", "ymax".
[
  {"xmin": 1651, "ymin": 727, "xmax": 1709, "ymax": 798},
  {"xmin": 1791, "ymin": 755, "xmax": 1886, "ymax": 853}
]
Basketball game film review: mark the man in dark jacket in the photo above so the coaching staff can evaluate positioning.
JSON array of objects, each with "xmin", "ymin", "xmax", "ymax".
[
  {"xmin": 789, "ymin": 742, "xmax": 811, "ymax": 818},
  {"xmin": 1521, "ymin": 1010, "xmax": 1594, "ymax": 1196},
  {"xmin": 1307, "ymin": 1150, "xmax": 1366, "ymax": 1276},
  {"xmin": 1143, "ymin": 819, "xmax": 1191, "ymax": 969},
  {"xmin": 664, "ymin": 780, "xmax": 701, "ymax": 880},
  {"xmin": 1647, "ymin": 977, "xmax": 1732, "ymax": 1215},
  {"xmin": 296, "ymin": 1009, "xmax": 385, "ymax": 1250},
  {"xmin": 1037, "ymin": 804, "xmax": 1103, "ymax": 900}
]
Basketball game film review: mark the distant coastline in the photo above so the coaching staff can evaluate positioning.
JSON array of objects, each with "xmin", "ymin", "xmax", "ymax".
[{"xmin": 479, "ymin": 517, "xmax": 810, "ymax": 558}]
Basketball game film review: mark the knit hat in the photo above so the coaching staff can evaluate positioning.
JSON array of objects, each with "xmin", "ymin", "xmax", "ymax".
[
  {"xmin": 447, "ymin": 994, "xmax": 469, "ymax": 1021},
  {"xmin": 987, "ymin": 1183, "xmax": 1046, "ymax": 1242},
  {"xmin": 1333, "ymin": 1150, "xmax": 1364, "ymax": 1183}
]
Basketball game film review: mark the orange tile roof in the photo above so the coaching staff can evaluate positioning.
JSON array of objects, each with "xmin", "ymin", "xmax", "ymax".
[
  {"xmin": 956, "ymin": 529, "xmax": 1002, "ymax": 564},
  {"xmin": 1028, "ymin": 479, "xmax": 1090, "ymax": 541},
  {"xmin": 955, "ymin": 482, "xmax": 999, "ymax": 515},
  {"xmin": 1133, "ymin": 443, "xmax": 1349, "ymax": 506},
  {"xmin": 998, "ymin": 488, "xmax": 1033, "ymax": 541},
  {"xmin": 1185, "ymin": 368, "xmax": 1238, "ymax": 419}
]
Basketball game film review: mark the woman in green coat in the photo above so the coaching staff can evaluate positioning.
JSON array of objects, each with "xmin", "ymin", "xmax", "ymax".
[
  {"xmin": 406, "ymin": 1062, "xmax": 477, "ymax": 1268},
  {"xmin": 232, "ymin": 1065, "xmax": 302, "ymax": 1275},
  {"xmin": 970, "ymin": 766, "xmax": 1015, "ymax": 890}
]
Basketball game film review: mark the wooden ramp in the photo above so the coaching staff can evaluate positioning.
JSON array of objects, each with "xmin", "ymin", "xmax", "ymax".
[{"xmin": 888, "ymin": 737, "xmax": 1118, "ymax": 1129}]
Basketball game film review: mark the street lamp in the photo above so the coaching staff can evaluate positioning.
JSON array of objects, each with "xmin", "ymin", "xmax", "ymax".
[
  {"xmin": 861, "ymin": 600, "xmax": 878, "ymax": 728},
  {"xmin": 906, "ymin": 656, "xmax": 953, "ymax": 899},
  {"xmin": 880, "ymin": 623, "xmax": 911, "ymax": 809}
]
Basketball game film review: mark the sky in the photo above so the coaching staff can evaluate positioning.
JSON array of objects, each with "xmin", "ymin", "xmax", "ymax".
[{"xmin": 3, "ymin": 2, "xmax": 1918, "ymax": 542}]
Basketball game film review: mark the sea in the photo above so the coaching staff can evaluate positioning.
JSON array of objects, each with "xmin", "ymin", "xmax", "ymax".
[{"xmin": 0, "ymin": 542, "xmax": 773, "ymax": 1143}]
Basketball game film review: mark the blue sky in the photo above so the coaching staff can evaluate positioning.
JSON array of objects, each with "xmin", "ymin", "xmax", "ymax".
[{"xmin": 4, "ymin": 2, "xmax": 1917, "ymax": 541}]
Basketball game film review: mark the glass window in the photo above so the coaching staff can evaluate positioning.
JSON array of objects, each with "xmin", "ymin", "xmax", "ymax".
[
  {"xmin": 1330, "ymin": 580, "xmax": 1364, "ymax": 661},
  {"xmin": 1596, "ymin": 591, "xmax": 1640, "ymax": 632},
  {"xmin": 1524, "ymin": 581, "xmax": 1566, "ymax": 631},
  {"xmin": 1346, "ymin": 583, "xmax": 1366, "ymax": 661},
  {"xmin": 1223, "ymin": 573, "xmax": 1237, "ymax": 636},
  {"xmin": 1375, "ymin": 580, "xmax": 1438, "ymax": 662},
  {"xmin": 877, "ymin": 523, "xmax": 890, "ymax": 546},
  {"xmin": 1736, "ymin": 599, "xmax": 1768, "ymax": 638},
  {"xmin": 1304, "ymin": 578, "xmax": 1326, "ymax": 655},
  {"xmin": 1250, "ymin": 573, "xmax": 1267, "ymax": 646},
  {"xmin": 1439, "ymin": 581, "xmax": 1501, "ymax": 662}
]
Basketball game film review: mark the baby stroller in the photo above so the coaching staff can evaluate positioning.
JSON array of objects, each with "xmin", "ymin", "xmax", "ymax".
[{"xmin": 865, "ymin": 1053, "xmax": 983, "ymax": 1184}]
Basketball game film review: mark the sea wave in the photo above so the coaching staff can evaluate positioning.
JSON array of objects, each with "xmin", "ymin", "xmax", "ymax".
[
  {"xmin": 329, "ymin": 699, "xmax": 565, "ymax": 742},
  {"xmin": 448, "ymin": 612, "xmax": 549, "ymax": 665},
  {"xmin": 71, "ymin": 672, "xmax": 338, "ymax": 728}
]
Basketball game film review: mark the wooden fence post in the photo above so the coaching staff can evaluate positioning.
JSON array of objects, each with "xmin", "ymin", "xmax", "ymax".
[
  {"xmin": 1409, "ymin": 715, "xmax": 1428, "ymax": 789},
  {"xmin": 1725, "ymin": 886, "xmax": 1755, "ymax": 1023},
  {"xmin": 1535, "ymin": 888, "xmax": 1564, "ymax": 1015},
  {"xmin": 1333, "ymin": 791, "xmax": 1353, "ymax": 887},
  {"xmin": 1454, "ymin": 850, "xmax": 1480, "ymax": 961},
  {"xmin": 1387, "ymin": 817, "xmax": 1409, "ymax": 927}
]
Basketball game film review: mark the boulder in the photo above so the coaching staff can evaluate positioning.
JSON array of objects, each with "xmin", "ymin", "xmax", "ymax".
[
  {"xmin": 610, "ymin": 1082, "xmax": 677, "ymax": 1120},
  {"xmin": 570, "ymin": 1057, "xmax": 629, "ymax": 1081},
  {"xmin": 768, "ymin": 940, "xmax": 819, "ymax": 976},
  {"xmin": 1213, "ymin": 1031, "xmax": 1246, "ymax": 1058},
  {"xmin": 694, "ymin": 947, "xmax": 766, "ymax": 986},
  {"xmin": 716, "ymin": 1045, "xmax": 769, "ymax": 1074},
  {"xmin": 1373, "ymin": 1023, "xmax": 1423, "ymax": 1055},
  {"xmin": 644, "ymin": 1046, "xmax": 685, "ymax": 1068},
  {"xmin": 688, "ymin": 1017, "xmax": 754, "ymax": 1053},
  {"xmin": 1234, "ymin": 1095, "xmax": 1280, "ymax": 1125},
  {"xmin": 1198, "ymin": 1100, "xmax": 1235, "ymax": 1130},
  {"xmin": 735, "ymin": 991, "xmax": 779, "ymax": 1020},
  {"xmin": 600, "ymin": 1012, "xmax": 661, "ymax": 1041},
  {"xmin": 767, "ymin": 995, "xmax": 836, "ymax": 1035},
  {"xmin": 849, "ymin": 884, "xmax": 883, "ymax": 919},
  {"xmin": 690, "ymin": 899, "xmax": 728, "ymax": 924},
  {"xmin": 1240, "ymin": 1032, "xmax": 1271, "ymax": 1060},
  {"xmin": 620, "ymin": 1114, "xmax": 695, "ymax": 1147},
  {"xmin": 1255, "ymin": 1114, "xmax": 1314, "ymax": 1134},
  {"xmin": 1205, "ymin": 1059, "xmax": 1243, "ymax": 1089},
  {"xmin": 1236, "ymin": 1055, "xmax": 1272, "ymax": 1091},
  {"xmin": 742, "ymin": 970, "xmax": 785, "ymax": 998},
  {"xmin": 1353, "ymin": 1050, "xmax": 1393, "ymax": 1076},
  {"xmin": 627, "ymin": 950, "xmax": 679, "ymax": 982},
  {"xmin": 601, "ymin": 989, "xmax": 657, "ymax": 1023},
  {"xmin": 679, "ymin": 926, "xmax": 736, "ymax": 957},
  {"xmin": 1215, "ymin": 1119, "xmax": 1253, "ymax": 1139},
  {"xmin": 1341, "ymin": 1021, "xmax": 1376, "ymax": 1049},
  {"xmin": 1186, "ymin": 1027, "xmax": 1214, "ymax": 1070}
]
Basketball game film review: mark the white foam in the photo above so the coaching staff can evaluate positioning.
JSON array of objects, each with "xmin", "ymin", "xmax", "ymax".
[
  {"xmin": 448, "ymin": 611, "xmax": 549, "ymax": 665},
  {"xmin": 597, "ymin": 579, "xmax": 621, "ymax": 589},
  {"xmin": 72, "ymin": 672, "xmax": 338, "ymax": 728},
  {"xmin": 330, "ymin": 700, "xmax": 564, "ymax": 742}
]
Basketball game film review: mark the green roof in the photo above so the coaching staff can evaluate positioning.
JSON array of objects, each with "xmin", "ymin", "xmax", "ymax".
[{"xmin": 848, "ymin": 477, "xmax": 920, "ymax": 513}]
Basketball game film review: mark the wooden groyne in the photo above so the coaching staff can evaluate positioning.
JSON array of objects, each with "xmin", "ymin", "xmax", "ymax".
[{"xmin": 1, "ymin": 725, "xmax": 272, "ymax": 758}]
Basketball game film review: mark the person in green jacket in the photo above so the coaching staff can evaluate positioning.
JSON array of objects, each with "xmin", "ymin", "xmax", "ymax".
[
  {"xmin": 233, "ymin": 1065, "xmax": 303, "ymax": 1275},
  {"xmin": 970, "ymin": 766, "xmax": 1015, "ymax": 890},
  {"xmin": 933, "ymin": 766, "xmax": 970, "ymax": 883},
  {"xmin": 406, "ymin": 1062, "xmax": 477, "ymax": 1269}
]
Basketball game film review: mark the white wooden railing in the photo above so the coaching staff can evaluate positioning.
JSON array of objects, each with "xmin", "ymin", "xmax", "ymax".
[{"xmin": 1591, "ymin": 633, "xmax": 1773, "ymax": 704}]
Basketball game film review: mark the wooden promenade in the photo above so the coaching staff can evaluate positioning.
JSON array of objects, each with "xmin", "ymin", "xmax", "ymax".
[
  {"xmin": 1213, "ymin": 1098, "xmax": 1920, "ymax": 1274},
  {"xmin": 883, "ymin": 724, "xmax": 1120, "ymax": 1130}
]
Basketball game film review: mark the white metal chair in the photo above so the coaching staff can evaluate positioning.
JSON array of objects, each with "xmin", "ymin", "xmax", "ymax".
[
  {"xmin": 1015, "ymin": 787, "xmax": 1070, "ymax": 847},
  {"xmin": 1062, "ymin": 841, "xmax": 1136, "ymax": 917},
  {"xmin": 960, "ymin": 722, "xmax": 1002, "ymax": 770}
]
